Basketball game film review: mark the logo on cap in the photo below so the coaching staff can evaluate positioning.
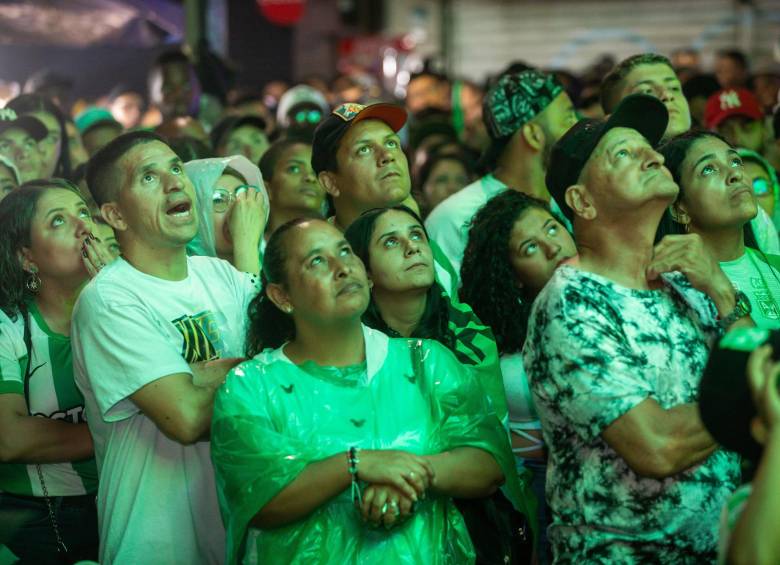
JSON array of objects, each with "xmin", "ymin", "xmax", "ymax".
[
  {"xmin": 0, "ymin": 108, "xmax": 19, "ymax": 122},
  {"xmin": 333, "ymin": 103, "xmax": 367, "ymax": 122},
  {"xmin": 719, "ymin": 90, "xmax": 742, "ymax": 110}
]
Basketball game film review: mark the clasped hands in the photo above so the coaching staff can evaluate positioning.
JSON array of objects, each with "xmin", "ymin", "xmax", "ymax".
[{"xmin": 355, "ymin": 449, "xmax": 436, "ymax": 530}]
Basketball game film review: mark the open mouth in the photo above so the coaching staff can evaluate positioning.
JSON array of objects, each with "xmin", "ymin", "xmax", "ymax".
[{"xmin": 166, "ymin": 200, "xmax": 192, "ymax": 218}]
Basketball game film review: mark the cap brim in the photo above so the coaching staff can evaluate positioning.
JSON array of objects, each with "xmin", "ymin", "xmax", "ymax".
[
  {"xmin": 352, "ymin": 103, "xmax": 407, "ymax": 132},
  {"xmin": 603, "ymin": 94, "xmax": 668, "ymax": 147},
  {"xmin": 0, "ymin": 115, "xmax": 47, "ymax": 141}
]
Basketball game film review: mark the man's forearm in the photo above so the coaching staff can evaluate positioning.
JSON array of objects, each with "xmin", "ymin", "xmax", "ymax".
[{"xmin": 655, "ymin": 403, "xmax": 717, "ymax": 475}]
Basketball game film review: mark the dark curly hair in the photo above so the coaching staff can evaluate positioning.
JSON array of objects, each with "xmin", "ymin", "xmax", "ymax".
[
  {"xmin": 656, "ymin": 129, "xmax": 758, "ymax": 248},
  {"xmin": 0, "ymin": 179, "xmax": 84, "ymax": 319},
  {"xmin": 344, "ymin": 205, "xmax": 456, "ymax": 349},
  {"xmin": 245, "ymin": 217, "xmax": 312, "ymax": 356},
  {"xmin": 459, "ymin": 190, "xmax": 554, "ymax": 355}
]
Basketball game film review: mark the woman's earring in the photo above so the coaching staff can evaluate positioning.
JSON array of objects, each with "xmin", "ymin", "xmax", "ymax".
[
  {"xmin": 26, "ymin": 268, "xmax": 41, "ymax": 293},
  {"xmin": 284, "ymin": 305, "xmax": 293, "ymax": 314}
]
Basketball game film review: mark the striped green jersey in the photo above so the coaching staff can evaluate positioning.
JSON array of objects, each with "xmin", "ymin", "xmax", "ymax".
[{"xmin": 0, "ymin": 303, "xmax": 98, "ymax": 496}]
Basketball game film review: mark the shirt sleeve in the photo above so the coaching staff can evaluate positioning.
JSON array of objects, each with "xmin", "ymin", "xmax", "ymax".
[
  {"xmin": 0, "ymin": 316, "xmax": 24, "ymax": 395},
  {"xmin": 523, "ymin": 282, "xmax": 654, "ymax": 443},
  {"xmin": 72, "ymin": 295, "xmax": 191, "ymax": 422}
]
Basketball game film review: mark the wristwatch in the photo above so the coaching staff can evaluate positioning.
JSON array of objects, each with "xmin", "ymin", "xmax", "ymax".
[{"xmin": 718, "ymin": 290, "xmax": 752, "ymax": 329}]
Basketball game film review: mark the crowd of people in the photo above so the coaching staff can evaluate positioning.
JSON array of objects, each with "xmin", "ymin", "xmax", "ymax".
[{"xmin": 0, "ymin": 43, "xmax": 780, "ymax": 565}]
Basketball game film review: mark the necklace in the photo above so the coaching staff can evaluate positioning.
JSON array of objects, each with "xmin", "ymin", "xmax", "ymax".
[{"xmin": 745, "ymin": 248, "xmax": 780, "ymax": 321}]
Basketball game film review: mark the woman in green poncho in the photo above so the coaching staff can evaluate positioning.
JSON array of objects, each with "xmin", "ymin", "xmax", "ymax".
[{"xmin": 210, "ymin": 218, "xmax": 518, "ymax": 565}]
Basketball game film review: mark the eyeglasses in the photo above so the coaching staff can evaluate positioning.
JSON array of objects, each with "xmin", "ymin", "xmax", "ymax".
[
  {"xmin": 293, "ymin": 109, "xmax": 322, "ymax": 125},
  {"xmin": 212, "ymin": 184, "xmax": 260, "ymax": 213},
  {"xmin": 753, "ymin": 178, "xmax": 772, "ymax": 197}
]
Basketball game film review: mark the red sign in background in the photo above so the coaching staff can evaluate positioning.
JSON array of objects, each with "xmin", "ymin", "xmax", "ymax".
[{"xmin": 256, "ymin": 0, "xmax": 306, "ymax": 26}]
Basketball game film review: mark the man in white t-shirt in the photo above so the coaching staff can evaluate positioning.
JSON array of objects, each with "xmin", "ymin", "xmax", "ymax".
[
  {"xmin": 71, "ymin": 131, "xmax": 257, "ymax": 564},
  {"xmin": 425, "ymin": 70, "xmax": 578, "ymax": 278}
]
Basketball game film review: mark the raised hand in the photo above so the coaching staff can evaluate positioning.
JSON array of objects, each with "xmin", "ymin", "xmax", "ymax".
[
  {"xmin": 82, "ymin": 233, "xmax": 115, "ymax": 278},
  {"xmin": 228, "ymin": 186, "xmax": 268, "ymax": 250}
]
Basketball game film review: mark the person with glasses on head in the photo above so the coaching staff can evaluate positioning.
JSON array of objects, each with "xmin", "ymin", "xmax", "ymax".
[{"xmin": 185, "ymin": 155, "xmax": 269, "ymax": 275}]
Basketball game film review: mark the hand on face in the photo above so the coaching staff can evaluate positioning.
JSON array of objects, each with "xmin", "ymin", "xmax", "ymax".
[
  {"xmin": 81, "ymin": 232, "xmax": 116, "ymax": 278},
  {"xmin": 227, "ymin": 186, "xmax": 267, "ymax": 249}
]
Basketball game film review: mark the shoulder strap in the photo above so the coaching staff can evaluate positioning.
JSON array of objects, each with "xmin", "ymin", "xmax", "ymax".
[{"xmin": 20, "ymin": 305, "xmax": 33, "ymax": 415}]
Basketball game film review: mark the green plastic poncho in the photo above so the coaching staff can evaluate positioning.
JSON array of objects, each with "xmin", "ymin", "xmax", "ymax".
[
  {"xmin": 211, "ymin": 326, "xmax": 523, "ymax": 565},
  {"xmin": 183, "ymin": 155, "xmax": 270, "ymax": 259}
]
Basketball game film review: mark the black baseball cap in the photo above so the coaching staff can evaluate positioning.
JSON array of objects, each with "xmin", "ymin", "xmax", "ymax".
[
  {"xmin": 546, "ymin": 93, "xmax": 668, "ymax": 220},
  {"xmin": 311, "ymin": 102, "xmax": 407, "ymax": 175},
  {"xmin": 0, "ymin": 107, "xmax": 47, "ymax": 141},
  {"xmin": 699, "ymin": 327, "xmax": 780, "ymax": 462}
]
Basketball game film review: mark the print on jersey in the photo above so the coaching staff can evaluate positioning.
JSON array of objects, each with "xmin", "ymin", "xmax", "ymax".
[{"xmin": 171, "ymin": 311, "xmax": 224, "ymax": 363}]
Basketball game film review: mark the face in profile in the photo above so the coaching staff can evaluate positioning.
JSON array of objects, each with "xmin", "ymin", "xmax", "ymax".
[
  {"xmin": 507, "ymin": 206, "xmax": 577, "ymax": 296},
  {"xmin": 270, "ymin": 220, "xmax": 370, "ymax": 324},
  {"xmin": 676, "ymin": 136, "xmax": 757, "ymax": 233},
  {"xmin": 21, "ymin": 188, "xmax": 94, "ymax": 283},
  {"xmin": 621, "ymin": 63, "xmax": 691, "ymax": 140},
  {"xmin": 268, "ymin": 143, "xmax": 325, "ymax": 217},
  {"xmin": 366, "ymin": 209, "xmax": 435, "ymax": 294},
  {"xmin": 111, "ymin": 140, "xmax": 198, "ymax": 249}
]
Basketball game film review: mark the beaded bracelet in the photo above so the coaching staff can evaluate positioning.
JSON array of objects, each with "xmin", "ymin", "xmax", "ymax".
[{"xmin": 347, "ymin": 446, "xmax": 362, "ymax": 506}]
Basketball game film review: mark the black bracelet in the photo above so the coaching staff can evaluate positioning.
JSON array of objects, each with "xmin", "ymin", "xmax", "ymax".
[{"xmin": 347, "ymin": 446, "xmax": 361, "ymax": 506}]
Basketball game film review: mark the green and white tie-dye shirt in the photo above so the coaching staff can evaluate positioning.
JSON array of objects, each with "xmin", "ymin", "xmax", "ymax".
[
  {"xmin": 523, "ymin": 266, "xmax": 740, "ymax": 563},
  {"xmin": 0, "ymin": 303, "xmax": 98, "ymax": 496}
]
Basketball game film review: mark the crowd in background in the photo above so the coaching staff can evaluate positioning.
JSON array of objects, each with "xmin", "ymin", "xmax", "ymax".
[{"xmin": 0, "ymin": 42, "xmax": 780, "ymax": 565}]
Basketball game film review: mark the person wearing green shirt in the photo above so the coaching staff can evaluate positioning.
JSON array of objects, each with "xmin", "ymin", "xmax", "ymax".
[
  {"xmin": 210, "ymin": 218, "xmax": 519, "ymax": 565},
  {"xmin": 0, "ymin": 179, "xmax": 113, "ymax": 563},
  {"xmin": 659, "ymin": 130, "xmax": 780, "ymax": 329}
]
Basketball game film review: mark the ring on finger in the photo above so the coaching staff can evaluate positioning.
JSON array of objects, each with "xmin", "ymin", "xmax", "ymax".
[
  {"xmin": 389, "ymin": 501, "xmax": 400, "ymax": 516},
  {"xmin": 380, "ymin": 502, "xmax": 388, "ymax": 514},
  {"xmin": 235, "ymin": 186, "xmax": 248, "ymax": 196}
]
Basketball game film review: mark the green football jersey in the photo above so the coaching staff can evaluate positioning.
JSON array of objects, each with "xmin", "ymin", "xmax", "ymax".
[{"xmin": 0, "ymin": 303, "xmax": 98, "ymax": 496}]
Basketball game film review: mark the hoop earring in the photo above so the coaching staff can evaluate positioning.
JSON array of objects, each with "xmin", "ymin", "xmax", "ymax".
[{"xmin": 26, "ymin": 270, "xmax": 41, "ymax": 293}]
